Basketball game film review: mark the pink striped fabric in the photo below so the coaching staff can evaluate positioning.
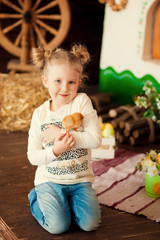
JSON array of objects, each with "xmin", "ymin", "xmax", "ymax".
[{"xmin": 92, "ymin": 148, "xmax": 160, "ymax": 222}]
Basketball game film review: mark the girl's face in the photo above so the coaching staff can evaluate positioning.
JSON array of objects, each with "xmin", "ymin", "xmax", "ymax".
[{"xmin": 42, "ymin": 63, "xmax": 81, "ymax": 111}]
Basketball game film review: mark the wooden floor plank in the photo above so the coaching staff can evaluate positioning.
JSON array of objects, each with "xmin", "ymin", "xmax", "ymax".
[
  {"xmin": 0, "ymin": 132, "xmax": 160, "ymax": 240},
  {"xmin": 0, "ymin": 217, "xmax": 18, "ymax": 240}
]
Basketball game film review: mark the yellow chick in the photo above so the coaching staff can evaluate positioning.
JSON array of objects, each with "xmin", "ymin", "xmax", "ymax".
[{"xmin": 62, "ymin": 113, "xmax": 84, "ymax": 132}]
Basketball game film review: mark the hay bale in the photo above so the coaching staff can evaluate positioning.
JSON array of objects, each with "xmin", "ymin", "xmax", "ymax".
[{"xmin": 0, "ymin": 72, "xmax": 49, "ymax": 132}]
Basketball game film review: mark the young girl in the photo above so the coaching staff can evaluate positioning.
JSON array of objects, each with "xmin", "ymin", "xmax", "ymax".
[{"xmin": 27, "ymin": 44, "xmax": 102, "ymax": 234}]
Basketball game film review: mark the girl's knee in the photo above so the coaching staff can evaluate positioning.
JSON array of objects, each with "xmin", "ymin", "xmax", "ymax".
[
  {"xmin": 46, "ymin": 219, "xmax": 70, "ymax": 234},
  {"xmin": 79, "ymin": 217, "xmax": 101, "ymax": 232},
  {"xmin": 76, "ymin": 206, "xmax": 101, "ymax": 232}
]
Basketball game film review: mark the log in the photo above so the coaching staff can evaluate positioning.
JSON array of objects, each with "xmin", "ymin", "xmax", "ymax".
[
  {"xmin": 125, "ymin": 118, "xmax": 149, "ymax": 131},
  {"xmin": 116, "ymin": 131, "xmax": 121, "ymax": 141},
  {"xmin": 108, "ymin": 105, "xmax": 131, "ymax": 118},
  {"xmin": 116, "ymin": 129, "xmax": 129, "ymax": 143},
  {"xmin": 118, "ymin": 135, "xmax": 129, "ymax": 143},
  {"xmin": 129, "ymin": 136, "xmax": 147, "ymax": 145},
  {"xmin": 132, "ymin": 123, "xmax": 160, "ymax": 138},
  {"xmin": 126, "ymin": 118, "xmax": 157, "ymax": 144},
  {"xmin": 111, "ymin": 106, "xmax": 140, "ymax": 128},
  {"xmin": 129, "ymin": 133, "xmax": 160, "ymax": 145},
  {"xmin": 119, "ymin": 111, "xmax": 144, "ymax": 129},
  {"xmin": 132, "ymin": 127, "xmax": 150, "ymax": 139},
  {"xmin": 111, "ymin": 112, "xmax": 131, "ymax": 128},
  {"xmin": 123, "ymin": 129, "xmax": 131, "ymax": 137}
]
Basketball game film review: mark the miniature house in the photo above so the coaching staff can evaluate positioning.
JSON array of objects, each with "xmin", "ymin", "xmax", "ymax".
[{"xmin": 99, "ymin": 0, "xmax": 160, "ymax": 104}]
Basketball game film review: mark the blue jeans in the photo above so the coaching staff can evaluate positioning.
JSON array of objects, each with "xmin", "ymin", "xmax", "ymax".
[{"xmin": 28, "ymin": 182, "xmax": 101, "ymax": 234}]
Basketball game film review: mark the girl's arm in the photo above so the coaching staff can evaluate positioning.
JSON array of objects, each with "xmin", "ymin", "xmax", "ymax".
[
  {"xmin": 41, "ymin": 124, "xmax": 61, "ymax": 144},
  {"xmin": 27, "ymin": 110, "xmax": 76, "ymax": 166},
  {"xmin": 69, "ymin": 94, "xmax": 102, "ymax": 149},
  {"xmin": 52, "ymin": 132, "xmax": 75, "ymax": 157},
  {"xmin": 70, "ymin": 109, "xmax": 102, "ymax": 149},
  {"xmin": 27, "ymin": 110, "xmax": 57, "ymax": 166}
]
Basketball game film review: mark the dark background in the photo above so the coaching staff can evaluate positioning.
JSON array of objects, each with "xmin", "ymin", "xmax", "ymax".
[{"xmin": 0, "ymin": 0, "xmax": 105, "ymax": 86}]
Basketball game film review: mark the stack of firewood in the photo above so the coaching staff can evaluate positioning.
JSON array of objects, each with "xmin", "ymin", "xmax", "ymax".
[
  {"xmin": 108, "ymin": 105, "xmax": 160, "ymax": 145},
  {"xmin": 89, "ymin": 93, "xmax": 160, "ymax": 146}
]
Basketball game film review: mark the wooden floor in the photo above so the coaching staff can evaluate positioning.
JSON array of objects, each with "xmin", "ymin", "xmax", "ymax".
[{"xmin": 0, "ymin": 132, "xmax": 160, "ymax": 240}]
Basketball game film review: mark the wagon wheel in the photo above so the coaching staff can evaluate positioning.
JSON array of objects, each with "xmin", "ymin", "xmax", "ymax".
[{"xmin": 0, "ymin": 0, "xmax": 71, "ymax": 70}]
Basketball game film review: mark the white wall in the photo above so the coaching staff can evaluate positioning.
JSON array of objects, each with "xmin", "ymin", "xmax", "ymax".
[{"xmin": 100, "ymin": 0, "xmax": 160, "ymax": 82}]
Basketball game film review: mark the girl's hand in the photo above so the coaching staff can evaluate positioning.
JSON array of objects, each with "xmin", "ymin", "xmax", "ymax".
[
  {"xmin": 41, "ymin": 124, "xmax": 61, "ymax": 144},
  {"xmin": 52, "ymin": 132, "xmax": 76, "ymax": 157}
]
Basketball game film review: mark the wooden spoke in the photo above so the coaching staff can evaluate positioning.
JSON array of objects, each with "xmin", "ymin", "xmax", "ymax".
[
  {"xmin": 36, "ymin": 0, "xmax": 58, "ymax": 14},
  {"xmin": 32, "ymin": 0, "xmax": 42, "ymax": 12},
  {"xmin": 30, "ymin": 27, "xmax": 36, "ymax": 48},
  {"xmin": 0, "ymin": 14, "xmax": 22, "ymax": 19},
  {"xmin": 1, "ymin": 0, "xmax": 23, "ymax": 13},
  {"xmin": 2, "ymin": 19, "xmax": 22, "ymax": 34},
  {"xmin": 36, "ymin": 19, "xmax": 58, "ymax": 36},
  {"xmin": 36, "ymin": 14, "xmax": 62, "ymax": 20},
  {"xmin": 17, "ymin": 0, "xmax": 24, "ymax": 9},
  {"xmin": 33, "ymin": 23, "xmax": 47, "ymax": 46},
  {"xmin": 15, "ymin": 31, "xmax": 22, "ymax": 47}
]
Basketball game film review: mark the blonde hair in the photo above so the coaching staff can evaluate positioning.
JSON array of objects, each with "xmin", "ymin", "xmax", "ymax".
[{"xmin": 32, "ymin": 44, "xmax": 90, "ymax": 84}]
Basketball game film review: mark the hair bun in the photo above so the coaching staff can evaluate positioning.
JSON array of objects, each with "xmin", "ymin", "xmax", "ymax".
[
  {"xmin": 71, "ymin": 44, "xmax": 90, "ymax": 65},
  {"xmin": 32, "ymin": 47, "xmax": 45, "ymax": 70},
  {"xmin": 44, "ymin": 49, "xmax": 52, "ymax": 58},
  {"xmin": 32, "ymin": 47, "xmax": 52, "ymax": 70}
]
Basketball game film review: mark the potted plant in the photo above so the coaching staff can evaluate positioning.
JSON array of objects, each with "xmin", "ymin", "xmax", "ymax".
[{"xmin": 136, "ymin": 150, "xmax": 160, "ymax": 198}]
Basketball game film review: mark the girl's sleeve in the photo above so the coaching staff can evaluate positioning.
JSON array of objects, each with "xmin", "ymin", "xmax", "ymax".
[
  {"xmin": 70, "ymin": 95, "xmax": 102, "ymax": 149},
  {"xmin": 27, "ymin": 110, "xmax": 57, "ymax": 166}
]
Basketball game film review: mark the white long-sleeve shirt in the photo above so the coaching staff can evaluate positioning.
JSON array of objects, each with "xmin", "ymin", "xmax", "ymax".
[{"xmin": 27, "ymin": 93, "xmax": 102, "ymax": 186}]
